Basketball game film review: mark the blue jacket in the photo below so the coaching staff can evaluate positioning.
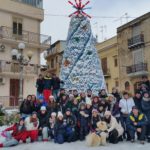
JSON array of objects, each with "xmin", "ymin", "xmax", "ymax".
[{"xmin": 126, "ymin": 112, "xmax": 146, "ymax": 131}]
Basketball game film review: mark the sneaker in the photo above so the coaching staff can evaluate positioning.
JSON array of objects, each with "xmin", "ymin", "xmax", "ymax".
[
  {"xmin": 131, "ymin": 139, "xmax": 135, "ymax": 143},
  {"xmin": 140, "ymin": 141, "xmax": 144, "ymax": 145}
]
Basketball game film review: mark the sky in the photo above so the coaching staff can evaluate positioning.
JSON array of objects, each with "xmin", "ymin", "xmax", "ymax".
[{"xmin": 41, "ymin": 0, "xmax": 150, "ymax": 64}]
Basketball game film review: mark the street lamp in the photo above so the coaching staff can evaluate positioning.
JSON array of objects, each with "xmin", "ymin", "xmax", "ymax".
[{"xmin": 11, "ymin": 42, "xmax": 33, "ymax": 105}]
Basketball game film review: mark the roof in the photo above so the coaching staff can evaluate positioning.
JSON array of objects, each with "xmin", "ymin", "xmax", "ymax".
[{"xmin": 117, "ymin": 12, "xmax": 150, "ymax": 33}]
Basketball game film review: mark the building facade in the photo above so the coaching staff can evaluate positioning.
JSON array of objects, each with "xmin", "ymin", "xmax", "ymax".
[
  {"xmin": 96, "ymin": 36, "xmax": 119, "ymax": 93},
  {"xmin": 117, "ymin": 12, "xmax": 150, "ymax": 94},
  {"xmin": 0, "ymin": 0, "xmax": 51, "ymax": 107},
  {"xmin": 46, "ymin": 40, "xmax": 66, "ymax": 76}
]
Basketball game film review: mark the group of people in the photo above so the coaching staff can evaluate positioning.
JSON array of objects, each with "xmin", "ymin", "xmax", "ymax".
[{"xmin": 0, "ymin": 74, "xmax": 150, "ymax": 148}]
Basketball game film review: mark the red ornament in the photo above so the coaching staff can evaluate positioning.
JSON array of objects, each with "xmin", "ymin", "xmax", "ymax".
[{"xmin": 68, "ymin": 0, "xmax": 91, "ymax": 18}]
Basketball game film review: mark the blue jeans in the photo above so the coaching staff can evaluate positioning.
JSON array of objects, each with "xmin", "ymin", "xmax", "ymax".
[{"xmin": 2, "ymin": 131, "xmax": 18, "ymax": 147}]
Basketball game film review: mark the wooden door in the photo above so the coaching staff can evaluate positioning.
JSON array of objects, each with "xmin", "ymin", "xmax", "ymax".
[
  {"xmin": 101, "ymin": 57, "xmax": 108, "ymax": 75},
  {"xmin": 10, "ymin": 79, "xmax": 19, "ymax": 106}
]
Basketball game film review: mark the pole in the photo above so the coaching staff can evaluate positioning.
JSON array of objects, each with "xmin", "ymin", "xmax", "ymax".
[{"xmin": 19, "ymin": 49, "xmax": 23, "ymax": 106}]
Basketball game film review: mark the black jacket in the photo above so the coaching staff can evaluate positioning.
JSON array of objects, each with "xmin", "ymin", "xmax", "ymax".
[
  {"xmin": 20, "ymin": 100, "xmax": 33, "ymax": 115},
  {"xmin": 38, "ymin": 112, "xmax": 50, "ymax": 128}
]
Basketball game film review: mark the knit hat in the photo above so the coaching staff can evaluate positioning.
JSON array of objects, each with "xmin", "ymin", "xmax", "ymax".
[
  {"xmin": 32, "ymin": 111, "xmax": 37, "ymax": 115},
  {"xmin": 49, "ymin": 95, "xmax": 54, "ymax": 99},
  {"xmin": 107, "ymin": 94, "xmax": 114, "ymax": 98},
  {"xmin": 92, "ymin": 109, "xmax": 98, "ymax": 113},
  {"xmin": 104, "ymin": 111, "xmax": 111, "ymax": 116},
  {"xmin": 40, "ymin": 106, "xmax": 46, "ymax": 111},
  {"xmin": 57, "ymin": 111, "xmax": 63, "ymax": 118},
  {"xmin": 132, "ymin": 106, "xmax": 138, "ymax": 110},
  {"xmin": 86, "ymin": 97, "xmax": 92, "ymax": 105},
  {"xmin": 38, "ymin": 95, "xmax": 44, "ymax": 101},
  {"xmin": 51, "ymin": 112, "xmax": 57, "ymax": 117},
  {"xmin": 66, "ymin": 108, "xmax": 71, "ymax": 112}
]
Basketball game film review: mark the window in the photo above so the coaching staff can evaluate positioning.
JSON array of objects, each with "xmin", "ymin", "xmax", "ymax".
[
  {"xmin": 115, "ymin": 80, "xmax": 119, "ymax": 87},
  {"xmin": 113, "ymin": 56, "xmax": 118, "ymax": 67},
  {"xmin": 101, "ymin": 57, "xmax": 107, "ymax": 75},
  {"xmin": 125, "ymin": 81, "xmax": 130, "ymax": 91},
  {"xmin": 56, "ymin": 56, "xmax": 58, "ymax": 64},
  {"xmin": 132, "ymin": 24, "xmax": 141, "ymax": 36},
  {"xmin": 51, "ymin": 59, "xmax": 54, "ymax": 68},
  {"xmin": 132, "ymin": 48, "xmax": 144, "ymax": 65},
  {"xmin": 13, "ymin": 18, "xmax": 23, "ymax": 36}
]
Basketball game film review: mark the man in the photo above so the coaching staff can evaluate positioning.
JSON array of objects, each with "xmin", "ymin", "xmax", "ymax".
[
  {"xmin": 63, "ymin": 108, "xmax": 77, "ymax": 142},
  {"xmin": 142, "ymin": 76, "xmax": 150, "ymax": 90},
  {"xmin": 36, "ymin": 74, "xmax": 44, "ymax": 99},
  {"xmin": 126, "ymin": 106, "xmax": 146, "ymax": 144},
  {"xmin": 43, "ymin": 72, "xmax": 53, "ymax": 103},
  {"xmin": 52, "ymin": 74, "xmax": 63, "ymax": 100},
  {"xmin": 38, "ymin": 106, "xmax": 49, "ymax": 141},
  {"xmin": 119, "ymin": 92, "xmax": 135, "ymax": 140}
]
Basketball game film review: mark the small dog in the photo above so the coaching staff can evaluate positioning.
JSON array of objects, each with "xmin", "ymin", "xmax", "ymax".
[{"xmin": 86, "ymin": 121, "xmax": 108, "ymax": 146}]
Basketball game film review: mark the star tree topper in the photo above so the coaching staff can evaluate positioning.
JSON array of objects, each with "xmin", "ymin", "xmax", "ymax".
[{"xmin": 68, "ymin": 0, "xmax": 91, "ymax": 18}]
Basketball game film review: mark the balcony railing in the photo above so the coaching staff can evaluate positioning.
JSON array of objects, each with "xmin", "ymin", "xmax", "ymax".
[
  {"xmin": 128, "ymin": 34, "xmax": 144, "ymax": 49},
  {"xmin": 0, "ymin": 26, "xmax": 51, "ymax": 46},
  {"xmin": 0, "ymin": 60, "xmax": 40, "ymax": 75},
  {"xmin": 12, "ymin": 0, "xmax": 43, "ymax": 9},
  {"xmin": 126, "ymin": 63, "xmax": 148, "ymax": 74}
]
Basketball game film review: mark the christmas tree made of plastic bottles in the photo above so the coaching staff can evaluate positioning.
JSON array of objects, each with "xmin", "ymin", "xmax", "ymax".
[{"xmin": 60, "ymin": 0, "xmax": 106, "ymax": 94}]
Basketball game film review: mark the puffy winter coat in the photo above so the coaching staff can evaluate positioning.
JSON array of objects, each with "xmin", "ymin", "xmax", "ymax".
[
  {"xmin": 119, "ymin": 98, "xmax": 135, "ymax": 114},
  {"xmin": 141, "ymin": 97, "xmax": 150, "ymax": 122},
  {"xmin": 20, "ymin": 100, "xmax": 33, "ymax": 115},
  {"xmin": 126, "ymin": 112, "xmax": 146, "ymax": 131},
  {"xmin": 36, "ymin": 78, "xmax": 44, "ymax": 93},
  {"xmin": 25, "ymin": 116, "xmax": 39, "ymax": 131},
  {"xmin": 63, "ymin": 114, "xmax": 77, "ymax": 128},
  {"xmin": 54, "ymin": 120, "xmax": 66, "ymax": 135},
  {"xmin": 106, "ymin": 116, "xmax": 124, "ymax": 137},
  {"xmin": 38, "ymin": 112, "xmax": 50, "ymax": 128},
  {"xmin": 78, "ymin": 109, "xmax": 90, "ymax": 127}
]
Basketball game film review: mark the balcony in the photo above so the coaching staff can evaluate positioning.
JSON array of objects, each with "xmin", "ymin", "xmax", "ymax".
[
  {"xmin": 126, "ymin": 63, "xmax": 148, "ymax": 77},
  {"xmin": 0, "ymin": 26, "xmax": 51, "ymax": 49},
  {"xmin": 128, "ymin": 34, "xmax": 145, "ymax": 49},
  {"xmin": 0, "ymin": 60, "xmax": 40, "ymax": 76},
  {"xmin": 103, "ymin": 69, "xmax": 111, "ymax": 78}
]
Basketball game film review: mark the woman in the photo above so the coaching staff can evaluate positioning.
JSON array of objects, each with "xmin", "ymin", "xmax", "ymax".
[
  {"xmin": 47, "ymin": 95, "xmax": 58, "ymax": 114},
  {"xmin": 119, "ymin": 92, "xmax": 135, "ymax": 140},
  {"xmin": 104, "ymin": 111, "xmax": 124, "ymax": 144},
  {"xmin": 0, "ymin": 118, "xmax": 28, "ymax": 148},
  {"xmin": 141, "ymin": 91, "xmax": 150, "ymax": 142},
  {"xmin": 47, "ymin": 112, "xmax": 57, "ymax": 139},
  {"xmin": 20, "ymin": 95, "xmax": 33, "ymax": 118},
  {"xmin": 90, "ymin": 109, "xmax": 101, "ymax": 132},
  {"xmin": 54, "ymin": 112, "xmax": 66, "ymax": 144},
  {"xmin": 25, "ymin": 111, "xmax": 39, "ymax": 142}
]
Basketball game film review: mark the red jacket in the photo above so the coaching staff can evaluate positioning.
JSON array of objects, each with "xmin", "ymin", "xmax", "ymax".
[{"xmin": 5, "ymin": 124, "xmax": 28, "ymax": 141}]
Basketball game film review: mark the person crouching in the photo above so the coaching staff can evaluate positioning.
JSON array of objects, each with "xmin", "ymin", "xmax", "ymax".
[
  {"xmin": 104, "ymin": 111, "xmax": 124, "ymax": 144},
  {"xmin": 25, "ymin": 111, "xmax": 39, "ymax": 142},
  {"xmin": 126, "ymin": 106, "xmax": 146, "ymax": 144},
  {"xmin": 64, "ymin": 108, "xmax": 77, "ymax": 142},
  {"xmin": 38, "ymin": 106, "xmax": 49, "ymax": 141},
  {"xmin": 54, "ymin": 112, "xmax": 66, "ymax": 144}
]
